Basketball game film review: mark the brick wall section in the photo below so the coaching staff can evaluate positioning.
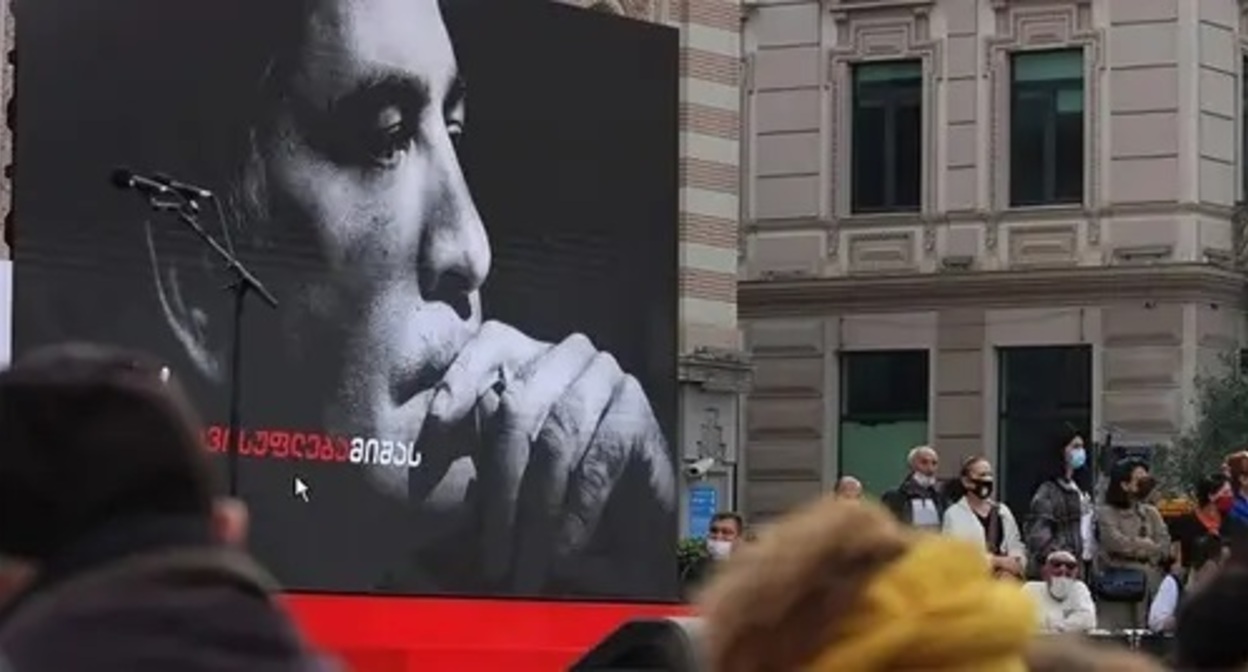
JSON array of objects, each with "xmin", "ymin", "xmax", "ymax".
[
  {"xmin": 670, "ymin": 0, "xmax": 739, "ymax": 31},
  {"xmin": 681, "ymin": 212, "xmax": 737, "ymax": 248},
  {"xmin": 680, "ymin": 48, "xmax": 739, "ymax": 87},
  {"xmin": 681, "ymin": 157, "xmax": 738, "ymax": 193},
  {"xmin": 680, "ymin": 104, "xmax": 739, "ymax": 140},
  {"xmin": 672, "ymin": 0, "xmax": 741, "ymax": 350},
  {"xmin": 680, "ymin": 267, "xmax": 736, "ymax": 303}
]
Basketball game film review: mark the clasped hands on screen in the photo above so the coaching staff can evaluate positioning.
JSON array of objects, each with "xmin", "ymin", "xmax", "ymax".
[{"xmin": 422, "ymin": 320, "xmax": 675, "ymax": 591}]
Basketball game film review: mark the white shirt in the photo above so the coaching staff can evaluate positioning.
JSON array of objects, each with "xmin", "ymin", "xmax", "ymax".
[
  {"xmin": 910, "ymin": 498, "xmax": 941, "ymax": 529},
  {"xmin": 942, "ymin": 498, "xmax": 1028, "ymax": 573},
  {"xmin": 1078, "ymin": 489, "xmax": 1095, "ymax": 561},
  {"xmin": 1023, "ymin": 580, "xmax": 1097, "ymax": 634},
  {"xmin": 1148, "ymin": 574, "xmax": 1182, "ymax": 632}
]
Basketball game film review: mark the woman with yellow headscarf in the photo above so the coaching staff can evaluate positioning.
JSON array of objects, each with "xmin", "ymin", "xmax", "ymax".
[{"xmin": 698, "ymin": 496, "xmax": 1037, "ymax": 672}]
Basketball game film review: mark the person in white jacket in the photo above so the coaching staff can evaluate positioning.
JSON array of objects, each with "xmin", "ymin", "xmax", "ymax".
[
  {"xmin": 1023, "ymin": 549, "xmax": 1097, "ymax": 633},
  {"xmin": 942, "ymin": 455, "xmax": 1027, "ymax": 579}
]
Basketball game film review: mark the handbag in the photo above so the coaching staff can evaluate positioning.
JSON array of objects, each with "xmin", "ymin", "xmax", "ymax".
[
  {"xmin": 985, "ymin": 504, "xmax": 1022, "ymax": 580},
  {"xmin": 1092, "ymin": 566, "xmax": 1148, "ymax": 603}
]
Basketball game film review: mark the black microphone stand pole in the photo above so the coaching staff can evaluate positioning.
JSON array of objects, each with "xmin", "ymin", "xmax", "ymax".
[{"xmin": 149, "ymin": 197, "xmax": 278, "ymax": 498}]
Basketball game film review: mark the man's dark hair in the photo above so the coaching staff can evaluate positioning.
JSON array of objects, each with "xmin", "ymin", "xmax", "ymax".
[
  {"xmin": 1196, "ymin": 472, "xmax": 1230, "ymax": 507},
  {"xmin": 0, "ymin": 343, "xmax": 216, "ymax": 561},
  {"xmin": 710, "ymin": 512, "xmax": 743, "ymax": 534},
  {"xmin": 1176, "ymin": 563, "xmax": 1248, "ymax": 669}
]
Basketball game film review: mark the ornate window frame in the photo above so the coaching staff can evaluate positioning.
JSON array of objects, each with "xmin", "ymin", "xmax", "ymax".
[
  {"xmin": 827, "ymin": 3, "xmax": 940, "ymax": 223},
  {"xmin": 985, "ymin": 0, "xmax": 1103, "ymax": 244}
]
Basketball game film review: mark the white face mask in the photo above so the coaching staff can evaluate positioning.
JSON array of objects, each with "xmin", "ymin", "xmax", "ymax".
[
  {"xmin": 913, "ymin": 473, "xmax": 937, "ymax": 487},
  {"xmin": 1047, "ymin": 576, "xmax": 1073, "ymax": 601},
  {"xmin": 706, "ymin": 539, "xmax": 733, "ymax": 560}
]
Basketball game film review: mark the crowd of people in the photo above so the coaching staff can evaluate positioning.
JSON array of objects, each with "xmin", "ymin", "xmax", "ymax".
[
  {"xmin": 5, "ymin": 342, "xmax": 1248, "ymax": 671},
  {"xmin": 693, "ymin": 440, "xmax": 1248, "ymax": 670}
]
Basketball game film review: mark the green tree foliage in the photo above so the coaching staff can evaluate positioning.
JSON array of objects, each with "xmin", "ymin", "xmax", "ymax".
[{"xmin": 1155, "ymin": 352, "xmax": 1247, "ymax": 496}]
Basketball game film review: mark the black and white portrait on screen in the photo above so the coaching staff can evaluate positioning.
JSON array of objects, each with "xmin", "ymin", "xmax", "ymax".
[{"xmin": 12, "ymin": 0, "xmax": 679, "ymax": 599}]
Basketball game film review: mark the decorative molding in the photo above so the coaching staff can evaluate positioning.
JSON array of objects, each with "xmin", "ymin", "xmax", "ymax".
[
  {"xmin": 745, "ymin": 202, "xmax": 1235, "ymax": 233},
  {"xmin": 1006, "ymin": 223, "xmax": 1079, "ymax": 267},
  {"xmin": 679, "ymin": 347, "xmax": 754, "ymax": 392},
  {"xmin": 984, "ymin": 0, "xmax": 1103, "ymax": 252},
  {"xmin": 827, "ymin": 0, "xmax": 935, "ymax": 17},
  {"xmin": 846, "ymin": 230, "xmax": 917, "ymax": 272},
  {"xmin": 739, "ymin": 264, "xmax": 1248, "ymax": 317},
  {"xmin": 827, "ymin": 7, "xmax": 942, "ymax": 223}
]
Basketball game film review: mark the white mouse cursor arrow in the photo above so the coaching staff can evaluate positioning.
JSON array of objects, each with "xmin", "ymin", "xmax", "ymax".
[{"xmin": 293, "ymin": 477, "xmax": 310, "ymax": 502}]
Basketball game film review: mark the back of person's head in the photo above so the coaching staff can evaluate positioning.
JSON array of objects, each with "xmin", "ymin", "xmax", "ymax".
[
  {"xmin": 1175, "ymin": 560, "xmax": 1248, "ymax": 669},
  {"xmin": 1025, "ymin": 636, "xmax": 1164, "ymax": 672},
  {"xmin": 0, "ymin": 343, "xmax": 217, "ymax": 562},
  {"xmin": 699, "ymin": 496, "xmax": 1036, "ymax": 672},
  {"xmin": 1195, "ymin": 472, "xmax": 1230, "ymax": 507}
]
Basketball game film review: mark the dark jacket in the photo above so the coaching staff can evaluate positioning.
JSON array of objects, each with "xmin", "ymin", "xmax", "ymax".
[
  {"xmin": 881, "ymin": 475, "xmax": 949, "ymax": 527},
  {"xmin": 0, "ymin": 516, "xmax": 332, "ymax": 672},
  {"xmin": 1026, "ymin": 478, "xmax": 1087, "ymax": 567}
]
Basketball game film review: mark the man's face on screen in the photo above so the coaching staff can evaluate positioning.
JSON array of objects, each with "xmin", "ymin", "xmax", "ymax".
[{"xmin": 261, "ymin": 0, "xmax": 491, "ymax": 444}]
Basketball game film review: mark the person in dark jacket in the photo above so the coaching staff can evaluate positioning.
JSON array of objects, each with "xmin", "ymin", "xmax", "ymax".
[
  {"xmin": 0, "ymin": 343, "xmax": 332, "ymax": 672},
  {"xmin": 1026, "ymin": 434, "xmax": 1093, "ymax": 576},
  {"xmin": 881, "ymin": 445, "xmax": 948, "ymax": 531}
]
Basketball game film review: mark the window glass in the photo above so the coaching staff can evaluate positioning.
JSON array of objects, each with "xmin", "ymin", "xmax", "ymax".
[
  {"xmin": 842, "ymin": 350, "xmax": 929, "ymax": 418},
  {"xmin": 1010, "ymin": 49, "xmax": 1084, "ymax": 206},
  {"xmin": 852, "ymin": 60, "xmax": 923, "ymax": 213}
]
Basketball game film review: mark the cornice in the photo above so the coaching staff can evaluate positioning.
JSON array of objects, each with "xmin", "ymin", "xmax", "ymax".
[
  {"xmin": 679, "ymin": 347, "xmax": 753, "ymax": 392},
  {"xmin": 739, "ymin": 264, "xmax": 1248, "ymax": 318}
]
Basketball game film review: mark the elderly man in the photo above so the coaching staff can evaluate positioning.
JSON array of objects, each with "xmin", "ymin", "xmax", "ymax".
[
  {"xmin": 881, "ymin": 445, "xmax": 948, "ymax": 530},
  {"xmin": 834, "ymin": 476, "xmax": 863, "ymax": 501},
  {"xmin": 1023, "ymin": 549, "xmax": 1097, "ymax": 634}
]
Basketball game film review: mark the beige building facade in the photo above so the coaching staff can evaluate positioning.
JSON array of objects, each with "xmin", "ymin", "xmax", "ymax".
[{"xmin": 740, "ymin": 0, "xmax": 1248, "ymax": 519}]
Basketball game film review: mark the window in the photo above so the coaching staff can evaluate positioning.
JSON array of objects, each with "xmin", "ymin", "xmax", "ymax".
[
  {"xmin": 997, "ymin": 346, "xmax": 1092, "ymax": 518},
  {"xmin": 1010, "ymin": 49, "xmax": 1084, "ymax": 207},
  {"xmin": 839, "ymin": 351, "xmax": 929, "ymax": 496},
  {"xmin": 852, "ymin": 60, "xmax": 923, "ymax": 213}
]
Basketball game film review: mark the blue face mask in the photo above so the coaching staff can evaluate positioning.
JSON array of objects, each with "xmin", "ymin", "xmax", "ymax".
[{"xmin": 1069, "ymin": 448, "xmax": 1087, "ymax": 470}]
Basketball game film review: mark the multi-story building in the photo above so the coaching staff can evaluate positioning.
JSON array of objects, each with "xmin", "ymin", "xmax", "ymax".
[{"xmin": 740, "ymin": 0, "xmax": 1248, "ymax": 519}]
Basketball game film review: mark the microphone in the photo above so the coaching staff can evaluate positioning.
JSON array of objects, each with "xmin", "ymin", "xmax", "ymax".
[
  {"xmin": 111, "ymin": 168, "xmax": 172, "ymax": 197},
  {"xmin": 153, "ymin": 173, "xmax": 214, "ymax": 201}
]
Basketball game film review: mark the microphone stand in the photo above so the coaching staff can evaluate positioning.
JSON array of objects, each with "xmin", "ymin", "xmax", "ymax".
[{"xmin": 148, "ymin": 197, "xmax": 278, "ymax": 498}]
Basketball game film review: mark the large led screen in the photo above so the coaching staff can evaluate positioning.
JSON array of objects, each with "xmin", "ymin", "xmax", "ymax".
[{"xmin": 12, "ymin": 0, "xmax": 679, "ymax": 600}]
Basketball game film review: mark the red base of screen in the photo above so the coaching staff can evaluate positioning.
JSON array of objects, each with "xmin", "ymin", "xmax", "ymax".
[{"xmin": 284, "ymin": 593, "xmax": 692, "ymax": 671}]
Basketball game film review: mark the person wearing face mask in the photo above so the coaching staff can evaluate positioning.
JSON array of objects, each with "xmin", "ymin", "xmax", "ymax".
[
  {"xmin": 1026, "ymin": 434, "xmax": 1094, "ymax": 578},
  {"xmin": 705, "ymin": 512, "xmax": 743, "ymax": 561},
  {"xmin": 882, "ymin": 446, "xmax": 949, "ymax": 531},
  {"xmin": 680, "ymin": 512, "xmax": 743, "ymax": 598},
  {"xmin": 1022, "ymin": 549, "xmax": 1097, "ymax": 634},
  {"xmin": 1093, "ymin": 458, "xmax": 1171, "ymax": 630},
  {"xmin": 942, "ymin": 456, "xmax": 1027, "ymax": 580}
]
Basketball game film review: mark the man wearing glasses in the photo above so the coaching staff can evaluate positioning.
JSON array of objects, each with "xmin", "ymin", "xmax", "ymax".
[{"xmin": 1023, "ymin": 549, "xmax": 1098, "ymax": 634}]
